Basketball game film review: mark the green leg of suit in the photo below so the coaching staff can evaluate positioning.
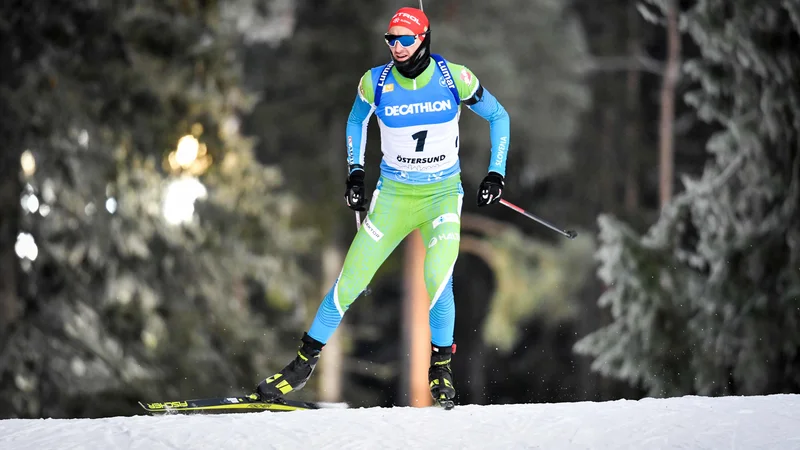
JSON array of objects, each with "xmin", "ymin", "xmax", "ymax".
[{"xmin": 308, "ymin": 174, "xmax": 464, "ymax": 347}]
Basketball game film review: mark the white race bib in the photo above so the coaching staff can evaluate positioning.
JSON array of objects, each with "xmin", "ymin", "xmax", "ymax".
[{"xmin": 378, "ymin": 114, "xmax": 460, "ymax": 173}]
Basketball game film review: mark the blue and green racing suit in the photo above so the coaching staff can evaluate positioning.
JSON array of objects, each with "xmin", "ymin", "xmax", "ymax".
[{"xmin": 308, "ymin": 54, "xmax": 510, "ymax": 349}]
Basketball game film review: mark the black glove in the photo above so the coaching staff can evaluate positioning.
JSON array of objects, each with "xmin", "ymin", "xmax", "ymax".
[
  {"xmin": 344, "ymin": 167, "xmax": 368, "ymax": 211},
  {"xmin": 477, "ymin": 172, "xmax": 504, "ymax": 207}
]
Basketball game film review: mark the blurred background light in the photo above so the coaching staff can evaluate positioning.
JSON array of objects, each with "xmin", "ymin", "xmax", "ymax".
[
  {"xmin": 106, "ymin": 197, "xmax": 118, "ymax": 214},
  {"xmin": 20, "ymin": 150, "xmax": 36, "ymax": 177},
  {"xmin": 175, "ymin": 135, "xmax": 200, "ymax": 168},
  {"xmin": 21, "ymin": 193, "xmax": 39, "ymax": 214},
  {"xmin": 15, "ymin": 232, "xmax": 38, "ymax": 261},
  {"xmin": 162, "ymin": 176, "xmax": 208, "ymax": 225}
]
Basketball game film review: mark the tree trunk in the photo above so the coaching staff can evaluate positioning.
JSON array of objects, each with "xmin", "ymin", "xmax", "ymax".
[
  {"xmin": 0, "ymin": 17, "xmax": 22, "ymax": 345},
  {"xmin": 659, "ymin": 0, "xmax": 681, "ymax": 209},
  {"xmin": 0, "ymin": 171, "xmax": 21, "ymax": 340},
  {"xmin": 624, "ymin": 1, "xmax": 643, "ymax": 214},
  {"xmin": 600, "ymin": 108, "xmax": 617, "ymax": 213},
  {"xmin": 0, "ymin": 104, "xmax": 21, "ymax": 346},
  {"xmin": 401, "ymin": 229, "xmax": 432, "ymax": 407},
  {"xmin": 317, "ymin": 244, "xmax": 344, "ymax": 402}
]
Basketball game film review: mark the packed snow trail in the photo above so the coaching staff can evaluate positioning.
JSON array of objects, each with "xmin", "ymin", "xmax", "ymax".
[{"xmin": 2, "ymin": 394, "xmax": 799, "ymax": 449}]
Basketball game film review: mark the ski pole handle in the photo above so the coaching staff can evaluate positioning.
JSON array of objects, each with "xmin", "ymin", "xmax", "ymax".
[{"xmin": 499, "ymin": 199, "xmax": 578, "ymax": 239}]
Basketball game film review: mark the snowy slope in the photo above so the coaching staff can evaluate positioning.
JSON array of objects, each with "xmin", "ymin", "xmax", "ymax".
[{"xmin": 2, "ymin": 394, "xmax": 799, "ymax": 450}]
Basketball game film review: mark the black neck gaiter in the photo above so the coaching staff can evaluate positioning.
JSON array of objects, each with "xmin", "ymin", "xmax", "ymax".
[{"xmin": 393, "ymin": 33, "xmax": 431, "ymax": 79}]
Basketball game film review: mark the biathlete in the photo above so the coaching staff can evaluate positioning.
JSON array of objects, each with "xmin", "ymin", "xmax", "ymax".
[{"xmin": 255, "ymin": 6, "xmax": 511, "ymax": 408}]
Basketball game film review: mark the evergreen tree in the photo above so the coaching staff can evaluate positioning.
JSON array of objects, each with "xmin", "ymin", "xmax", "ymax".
[
  {"xmin": 422, "ymin": 0, "xmax": 592, "ymax": 188},
  {"xmin": 243, "ymin": 0, "xmax": 387, "ymax": 233},
  {"xmin": 1, "ymin": 0, "xmax": 312, "ymax": 418},
  {"xmin": 474, "ymin": 224, "xmax": 595, "ymax": 353},
  {"xmin": 575, "ymin": 1, "xmax": 800, "ymax": 397}
]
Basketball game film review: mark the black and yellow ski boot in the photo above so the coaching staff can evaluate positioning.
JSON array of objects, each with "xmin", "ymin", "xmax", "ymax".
[
  {"xmin": 256, "ymin": 332, "xmax": 324, "ymax": 401},
  {"xmin": 428, "ymin": 343, "xmax": 456, "ymax": 410}
]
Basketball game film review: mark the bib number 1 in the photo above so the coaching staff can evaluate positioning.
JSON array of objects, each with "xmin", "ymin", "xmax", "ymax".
[{"xmin": 412, "ymin": 130, "xmax": 428, "ymax": 152}]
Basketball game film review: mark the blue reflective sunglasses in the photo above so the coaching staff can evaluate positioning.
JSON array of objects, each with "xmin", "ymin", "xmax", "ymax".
[{"xmin": 384, "ymin": 31, "xmax": 429, "ymax": 47}]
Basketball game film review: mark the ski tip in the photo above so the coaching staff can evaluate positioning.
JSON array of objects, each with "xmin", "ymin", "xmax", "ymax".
[{"xmin": 138, "ymin": 401, "xmax": 162, "ymax": 415}]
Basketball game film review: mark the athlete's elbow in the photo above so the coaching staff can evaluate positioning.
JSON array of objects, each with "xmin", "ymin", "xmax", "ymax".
[
  {"xmin": 498, "ymin": 99, "xmax": 509, "ymax": 116},
  {"xmin": 347, "ymin": 113, "xmax": 362, "ymax": 126},
  {"xmin": 490, "ymin": 103, "xmax": 510, "ymax": 127},
  {"xmin": 347, "ymin": 95, "xmax": 374, "ymax": 125},
  {"xmin": 347, "ymin": 106, "xmax": 368, "ymax": 124}
]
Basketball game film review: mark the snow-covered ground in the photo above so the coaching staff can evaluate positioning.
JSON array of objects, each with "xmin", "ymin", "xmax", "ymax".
[{"xmin": 2, "ymin": 394, "xmax": 799, "ymax": 449}]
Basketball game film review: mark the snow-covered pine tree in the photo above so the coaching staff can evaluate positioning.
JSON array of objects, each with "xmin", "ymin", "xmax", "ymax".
[
  {"xmin": 574, "ymin": 1, "xmax": 800, "ymax": 397},
  {"xmin": 1, "ymin": 0, "xmax": 313, "ymax": 418},
  {"xmin": 420, "ymin": 0, "xmax": 591, "ymax": 188}
]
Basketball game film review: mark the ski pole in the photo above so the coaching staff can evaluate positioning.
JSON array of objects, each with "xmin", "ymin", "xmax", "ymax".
[
  {"xmin": 499, "ymin": 199, "xmax": 578, "ymax": 239},
  {"xmin": 354, "ymin": 211, "xmax": 372, "ymax": 296}
]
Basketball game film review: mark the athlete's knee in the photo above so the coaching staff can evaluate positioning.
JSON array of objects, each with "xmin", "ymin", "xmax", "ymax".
[
  {"xmin": 425, "ymin": 268, "xmax": 451, "ymax": 295},
  {"xmin": 310, "ymin": 267, "xmax": 372, "ymax": 335},
  {"xmin": 333, "ymin": 269, "xmax": 369, "ymax": 311},
  {"xmin": 424, "ymin": 253, "xmax": 458, "ymax": 298},
  {"xmin": 429, "ymin": 276, "xmax": 455, "ymax": 335},
  {"xmin": 314, "ymin": 284, "xmax": 345, "ymax": 328},
  {"xmin": 429, "ymin": 276, "xmax": 455, "ymax": 311}
]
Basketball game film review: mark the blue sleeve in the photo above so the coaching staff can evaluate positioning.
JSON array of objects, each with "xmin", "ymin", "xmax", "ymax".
[
  {"xmin": 467, "ymin": 87, "xmax": 510, "ymax": 177},
  {"xmin": 345, "ymin": 94, "xmax": 375, "ymax": 173}
]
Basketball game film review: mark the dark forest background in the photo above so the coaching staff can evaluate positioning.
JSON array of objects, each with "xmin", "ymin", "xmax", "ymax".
[{"xmin": 1, "ymin": 0, "xmax": 798, "ymax": 418}]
